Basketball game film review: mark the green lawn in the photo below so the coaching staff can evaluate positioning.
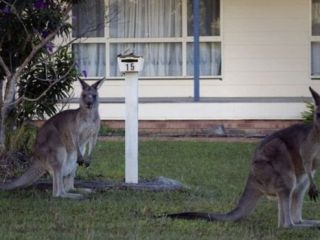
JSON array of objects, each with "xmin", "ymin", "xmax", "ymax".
[{"xmin": 0, "ymin": 140, "xmax": 320, "ymax": 240}]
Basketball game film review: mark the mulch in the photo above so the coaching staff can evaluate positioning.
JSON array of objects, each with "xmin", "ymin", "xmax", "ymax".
[{"xmin": 24, "ymin": 176, "xmax": 186, "ymax": 192}]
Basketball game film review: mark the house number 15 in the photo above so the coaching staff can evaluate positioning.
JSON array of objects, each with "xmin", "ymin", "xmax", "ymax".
[{"xmin": 126, "ymin": 63, "xmax": 135, "ymax": 71}]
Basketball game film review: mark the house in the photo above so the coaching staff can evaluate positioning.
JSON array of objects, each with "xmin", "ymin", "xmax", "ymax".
[{"xmin": 69, "ymin": 0, "xmax": 320, "ymax": 136}]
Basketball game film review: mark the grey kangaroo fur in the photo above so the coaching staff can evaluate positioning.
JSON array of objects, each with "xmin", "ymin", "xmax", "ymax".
[
  {"xmin": 168, "ymin": 87, "xmax": 320, "ymax": 228},
  {"xmin": 0, "ymin": 77, "xmax": 104, "ymax": 199}
]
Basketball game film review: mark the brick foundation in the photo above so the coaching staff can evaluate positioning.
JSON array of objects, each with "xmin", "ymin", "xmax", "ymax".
[{"xmin": 101, "ymin": 120, "xmax": 303, "ymax": 137}]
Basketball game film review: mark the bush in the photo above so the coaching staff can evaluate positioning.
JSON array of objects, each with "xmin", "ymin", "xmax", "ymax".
[
  {"xmin": 301, "ymin": 101, "xmax": 315, "ymax": 124},
  {"xmin": 0, "ymin": 122, "xmax": 38, "ymax": 178},
  {"xmin": 16, "ymin": 48, "xmax": 77, "ymax": 125},
  {"xmin": 5, "ymin": 123, "xmax": 37, "ymax": 156},
  {"xmin": 99, "ymin": 124, "xmax": 125, "ymax": 136}
]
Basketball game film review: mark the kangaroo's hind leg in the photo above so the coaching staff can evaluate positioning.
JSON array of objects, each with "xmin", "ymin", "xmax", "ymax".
[
  {"xmin": 277, "ymin": 189, "xmax": 295, "ymax": 228},
  {"xmin": 63, "ymin": 167, "xmax": 94, "ymax": 195},
  {"xmin": 63, "ymin": 151, "xmax": 77, "ymax": 192},
  {"xmin": 51, "ymin": 151, "xmax": 84, "ymax": 200},
  {"xmin": 291, "ymin": 172, "xmax": 320, "ymax": 227},
  {"xmin": 63, "ymin": 151, "xmax": 93, "ymax": 195},
  {"xmin": 53, "ymin": 169, "xmax": 84, "ymax": 199}
]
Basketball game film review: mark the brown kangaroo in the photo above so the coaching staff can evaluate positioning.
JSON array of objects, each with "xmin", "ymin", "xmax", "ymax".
[
  {"xmin": 168, "ymin": 87, "xmax": 320, "ymax": 228},
  {"xmin": 0, "ymin": 77, "xmax": 104, "ymax": 199}
]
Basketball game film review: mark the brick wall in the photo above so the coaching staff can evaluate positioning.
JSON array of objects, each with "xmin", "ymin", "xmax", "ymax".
[{"xmin": 102, "ymin": 120, "xmax": 302, "ymax": 137}]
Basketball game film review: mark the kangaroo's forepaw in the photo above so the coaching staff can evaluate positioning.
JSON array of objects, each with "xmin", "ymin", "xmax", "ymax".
[
  {"xmin": 308, "ymin": 184, "xmax": 319, "ymax": 202},
  {"xmin": 77, "ymin": 156, "xmax": 85, "ymax": 165},
  {"xmin": 77, "ymin": 158, "xmax": 91, "ymax": 167},
  {"xmin": 84, "ymin": 160, "xmax": 91, "ymax": 167}
]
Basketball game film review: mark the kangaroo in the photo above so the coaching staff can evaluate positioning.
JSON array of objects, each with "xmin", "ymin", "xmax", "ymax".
[
  {"xmin": 0, "ymin": 77, "xmax": 104, "ymax": 199},
  {"xmin": 167, "ymin": 87, "xmax": 320, "ymax": 228}
]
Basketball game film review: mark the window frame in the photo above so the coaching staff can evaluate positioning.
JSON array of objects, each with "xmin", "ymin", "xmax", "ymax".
[
  {"xmin": 72, "ymin": 0, "xmax": 223, "ymax": 80},
  {"xmin": 311, "ymin": 0, "xmax": 320, "ymax": 79}
]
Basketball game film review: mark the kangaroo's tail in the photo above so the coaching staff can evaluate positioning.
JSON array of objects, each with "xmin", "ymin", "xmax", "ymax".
[
  {"xmin": 0, "ymin": 163, "xmax": 45, "ymax": 190},
  {"xmin": 167, "ymin": 175, "xmax": 262, "ymax": 222}
]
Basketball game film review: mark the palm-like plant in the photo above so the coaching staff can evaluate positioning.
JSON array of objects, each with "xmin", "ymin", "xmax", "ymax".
[
  {"xmin": 301, "ymin": 101, "xmax": 315, "ymax": 124},
  {"xmin": 16, "ymin": 48, "xmax": 77, "ymax": 125}
]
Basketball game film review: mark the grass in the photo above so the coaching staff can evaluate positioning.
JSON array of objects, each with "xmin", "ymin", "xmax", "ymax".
[{"xmin": 1, "ymin": 140, "xmax": 320, "ymax": 239}]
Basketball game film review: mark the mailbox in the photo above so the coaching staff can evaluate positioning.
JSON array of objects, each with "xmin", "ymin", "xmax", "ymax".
[{"xmin": 117, "ymin": 53, "xmax": 144, "ymax": 73}]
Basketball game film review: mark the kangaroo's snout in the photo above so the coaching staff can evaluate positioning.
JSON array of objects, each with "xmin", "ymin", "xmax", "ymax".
[{"xmin": 82, "ymin": 90, "xmax": 98, "ymax": 109}]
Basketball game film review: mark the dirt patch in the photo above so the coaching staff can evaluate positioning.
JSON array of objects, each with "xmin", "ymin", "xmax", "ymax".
[{"xmin": 0, "ymin": 152, "xmax": 31, "ymax": 180}]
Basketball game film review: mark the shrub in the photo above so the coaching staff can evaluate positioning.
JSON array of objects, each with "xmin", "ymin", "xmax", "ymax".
[
  {"xmin": 0, "ymin": 122, "xmax": 38, "ymax": 178},
  {"xmin": 301, "ymin": 101, "xmax": 315, "ymax": 124},
  {"xmin": 16, "ymin": 48, "xmax": 77, "ymax": 125}
]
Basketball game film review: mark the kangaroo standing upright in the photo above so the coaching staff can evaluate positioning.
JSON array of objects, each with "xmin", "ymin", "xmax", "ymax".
[
  {"xmin": 168, "ymin": 87, "xmax": 320, "ymax": 228},
  {"xmin": 0, "ymin": 77, "xmax": 104, "ymax": 199}
]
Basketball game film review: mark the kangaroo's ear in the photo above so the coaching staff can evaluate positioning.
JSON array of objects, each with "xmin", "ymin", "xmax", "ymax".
[
  {"xmin": 78, "ymin": 77, "xmax": 89, "ymax": 89},
  {"xmin": 92, "ymin": 77, "xmax": 105, "ymax": 89},
  {"xmin": 310, "ymin": 87, "xmax": 320, "ymax": 106}
]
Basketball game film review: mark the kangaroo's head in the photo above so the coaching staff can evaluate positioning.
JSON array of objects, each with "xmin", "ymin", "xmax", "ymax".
[
  {"xmin": 79, "ymin": 77, "xmax": 104, "ymax": 109},
  {"xmin": 309, "ymin": 87, "xmax": 320, "ymax": 127}
]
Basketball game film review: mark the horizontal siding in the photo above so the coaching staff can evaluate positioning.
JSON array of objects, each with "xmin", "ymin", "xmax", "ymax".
[
  {"xmin": 224, "ymin": 31, "xmax": 309, "ymax": 45},
  {"xmin": 222, "ymin": 72, "xmax": 310, "ymax": 85},
  {"xmin": 200, "ymin": 85, "xmax": 311, "ymax": 97},
  {"xmin": 225, "ymin": 45, "xmax": 308, "ymax": 59},
  {"xmin": 73, "ymin": 80, "xmax": 195, "ymax": 98},
  {"xmin": 221, "ymin": 0, "xmax": 314, "ymax": 98},
  {"xmin": 226, "ymin": 59, "xmax": 308, "ymax": 72},
  {"xmin": 225, "ymin": 0, "xmax": 306, "ymax": 19},
  {"xmin": 224, "ymin": 18, "xmax": 308, "ymax": 33},
  {"xmin": 75, "ymin": 80, "xmax": 313, "ymax": 98},
  {"xmin": 77, "ymin": 82, "xmax": 317, "ymax": 98},
  {"xmin": 66, "ymin": 102, "xmax": 307, "ymax": 120}
]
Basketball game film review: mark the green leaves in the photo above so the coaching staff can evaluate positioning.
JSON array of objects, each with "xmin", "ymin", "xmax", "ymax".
[
  {"xmin": 301, "ymin": 102, "xmax": 315, "ymax": 124},
  {"xmin": 17, "ymin": 48, "xmax": 77, "ymax": 124},
  {"xmin": 0, "ymin": 0, "xmax": 75, "ymax": 78}
]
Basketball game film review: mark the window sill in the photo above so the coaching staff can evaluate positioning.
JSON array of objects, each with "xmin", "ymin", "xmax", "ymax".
[{"xmin": 81, "ymin": 76, "xmax": 223, "ymax": 81}]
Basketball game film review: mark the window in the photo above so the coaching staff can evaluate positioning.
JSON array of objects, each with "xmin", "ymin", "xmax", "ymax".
[
  {"xmin": 72, "ymin": 0, "xmax": 106, "ymax": 77},
  {"xmin": 72, "ymin": 0, "xmax": 221, "ymax": 78},
  {"xmin": 72, "ymin": 0, "xmax": 105, "ymax": 38},
  {"xmin": 312, "ymin": 0, "xmax": 320, "ymax": 76}
]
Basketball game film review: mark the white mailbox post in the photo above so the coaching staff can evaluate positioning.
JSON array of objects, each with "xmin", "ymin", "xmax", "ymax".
[{"xmin": 117, "ymin": 54, "xmax": 144, "ymax": 184}]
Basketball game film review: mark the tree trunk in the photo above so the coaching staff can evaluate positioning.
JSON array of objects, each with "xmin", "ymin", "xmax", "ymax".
[
  {"xmin": 0, "ymin": 78, "xmax": 4, "ymax": 151},
  {"xmin": 0, "ymin": 75, "xmax": 16, "ymax": 152},
  {"xmin": 0, "ymin": 109, "xmax": 6, "ymax": 152}
]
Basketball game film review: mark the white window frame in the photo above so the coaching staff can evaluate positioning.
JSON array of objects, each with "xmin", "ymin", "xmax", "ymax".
[
  {"xmin": 311, "ymin": 0, "xmax": 320, "ymax": 79},
  {"xmin": 72, "ymin": 0, "xmax": 223, "ymax": 80}
]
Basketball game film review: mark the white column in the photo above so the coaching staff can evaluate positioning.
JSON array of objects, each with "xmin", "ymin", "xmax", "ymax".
[{"xmin": 125, "ymin": 72, "xmax": 139, "ymax": 183}]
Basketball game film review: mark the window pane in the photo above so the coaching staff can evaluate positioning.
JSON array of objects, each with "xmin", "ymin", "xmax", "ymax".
[
  {"xmin": 187, "ymin": 42, "xmax": 221, "ymax": 76},
  {"xmin": 188, "ymin": 0, "xmax": 220, "ymax": 36},
  {"xmin": 72, "ymin": 0, "xmax": 105, "ymax": 37},
  {"xmin": 312, "ymin": 42, "xmax": 320, "ymax": 75},
  {"xmin": 110, "ymin": 0, "xmax": 182, "ymax": 38},
  {"xmin": 73, "ymin": 44, "xmax": 106, "ymax": 77},
  {"xmin": 110, "ymin": 43, "xmax": 182, "ymax": 76},
  {"xmin": 313, "ymin": 0, "xmax": 320, "ymax": 35}
]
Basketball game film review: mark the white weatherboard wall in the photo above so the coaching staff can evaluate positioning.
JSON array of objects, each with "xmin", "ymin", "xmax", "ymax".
[
  {"xmin": 67, "ymin": 101, "xmax": 306, "ymax": 120},
  {"xmin": 219, "ymin": 0, "xmax": 311, "ymax": 97},
  {"xmin": 97, "ymin": 102, "xmax": 307, "ymax": 120},
  {"xmin": 71, "ymin": 0, "xmax": 318, "ymax": 120}
]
